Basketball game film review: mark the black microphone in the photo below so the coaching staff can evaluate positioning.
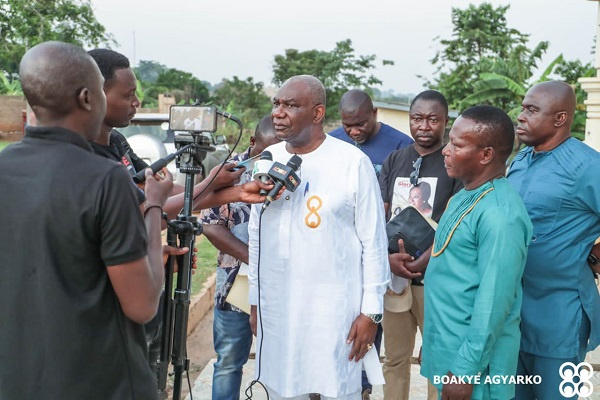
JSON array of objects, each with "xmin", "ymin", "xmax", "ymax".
[
  {"xmin": 251, "ymin": 151, "xmax": 273, "ymax": 196},
  {"xmin": 132, "ymin": 145, "xmax": 191, "ymax": 183},
  {"xmin": 262, "ymin": 155, "xmax": 302, "ymax": 210}
]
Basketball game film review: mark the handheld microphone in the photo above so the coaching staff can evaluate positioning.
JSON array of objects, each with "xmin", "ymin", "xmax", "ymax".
[
  {"xmin": 132, "ymin": 145, "xmax": 190, "ymax": 183},
  {"xmin": 262, "ymin": 155, "xmax": 302, "ymax": 210},
  {"xmin": 252, "ymin": 151, "xmax": 273, "ymax": 196}
]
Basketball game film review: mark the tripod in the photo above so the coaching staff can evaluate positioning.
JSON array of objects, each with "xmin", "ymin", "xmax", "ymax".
[{"xmin": 157, "ymin": 134, "xmax": 213, "ymax": 400}]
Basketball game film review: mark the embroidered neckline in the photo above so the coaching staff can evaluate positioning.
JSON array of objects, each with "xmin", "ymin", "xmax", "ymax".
[{"xmin": 432, "ymin": 182, "xmax": 495, "ymax": 257}]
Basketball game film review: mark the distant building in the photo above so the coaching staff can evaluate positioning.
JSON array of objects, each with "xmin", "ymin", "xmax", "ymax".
[{"xmin": 374, "ymin": 100, "xmax": 459, "ymax": 134}]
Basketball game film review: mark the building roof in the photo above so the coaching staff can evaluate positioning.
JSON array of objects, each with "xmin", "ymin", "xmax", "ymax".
[{"xmin": 373, "ymin": 100, "xmax": 459, "ymax": 118}]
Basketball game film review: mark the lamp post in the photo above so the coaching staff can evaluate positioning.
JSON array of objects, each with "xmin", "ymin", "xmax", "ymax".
[{"xmin": 579, "ymin": 0, "xmax": 600, "ymax": 150}]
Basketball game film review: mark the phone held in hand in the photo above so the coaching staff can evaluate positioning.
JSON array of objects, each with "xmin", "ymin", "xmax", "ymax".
[{"xmin": 232, "ymin": 154, "xmax": 261, "ymax": 171}]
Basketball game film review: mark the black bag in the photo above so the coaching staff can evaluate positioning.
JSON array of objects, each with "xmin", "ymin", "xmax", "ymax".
[{"xmin": 386, "ymin": 206, "xmax": 436, "ymax": 258}]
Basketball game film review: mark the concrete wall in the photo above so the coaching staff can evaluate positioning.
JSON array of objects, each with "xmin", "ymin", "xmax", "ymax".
[
  {"xmin": 0, "ymin": 95, "xmax": 26, "ymax": 140},
  {"xmin": 377, "ymin": 108, "xmax": 410, "ymax": 134}
]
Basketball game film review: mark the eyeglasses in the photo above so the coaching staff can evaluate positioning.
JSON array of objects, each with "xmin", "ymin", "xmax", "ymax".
[{"xmin": 409, "ymin": 157, "xmax": 423, "ymax": 186}]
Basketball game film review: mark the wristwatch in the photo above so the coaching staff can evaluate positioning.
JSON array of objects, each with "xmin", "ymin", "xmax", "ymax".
[
  {"xmin": 588, "ymin": 253, "xmax": 600, "ymax": 266},
  {"xmin": 363, "ymin": 313, "xmax": 383, "ymax": 324}
]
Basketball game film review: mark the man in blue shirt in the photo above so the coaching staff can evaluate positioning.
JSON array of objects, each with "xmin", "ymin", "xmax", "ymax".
[
  {"xmin": 329, "ymin": 89, "xmax": 413, "ymax": 176},
  {"xmin": 507, "ymin": 81, "xmax": 600, "ymax": 399}
]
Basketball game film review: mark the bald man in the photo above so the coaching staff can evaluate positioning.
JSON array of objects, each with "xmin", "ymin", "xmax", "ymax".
[
  {"xmin": 248, "ymin": 76, "xmax": 390, "ymax": 399},
  {"xmin": 0, "ymin": 41, "xmax": 172, "ymax": 399},
  {"xmin": 329, "ymin": 89, "xmax": 412, "ymax": 176},
  {"xmin": 507, "ymin": 81, "xmax": 600, "ymax": 399}
]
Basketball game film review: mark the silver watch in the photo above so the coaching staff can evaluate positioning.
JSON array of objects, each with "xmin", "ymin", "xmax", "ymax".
[{"xmin": 363, "ymin": 313, "xmax": 383, "ymax": 324}]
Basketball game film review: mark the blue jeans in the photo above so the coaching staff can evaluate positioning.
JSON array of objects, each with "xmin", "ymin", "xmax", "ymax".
[{"xmin": 212, "ymin": 271, "xmax": 253, "ymax": 399}]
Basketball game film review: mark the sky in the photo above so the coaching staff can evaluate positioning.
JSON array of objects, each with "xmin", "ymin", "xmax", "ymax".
[{"xmin": 90, "ymin": 0, "xmax": 599, "ymax": 96}]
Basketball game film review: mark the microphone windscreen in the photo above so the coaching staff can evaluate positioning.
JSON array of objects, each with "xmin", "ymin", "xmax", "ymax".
[
  {"xmin": 287, "ymin": 155, "xmax": 302, "ymax": 170},
  {"xmin": 260, "ymin": 150, "xmax": 273, "ymax": 161},
  {"xmin": 252, "ymin": 159, "xmax": 274, "ymax": 180}
]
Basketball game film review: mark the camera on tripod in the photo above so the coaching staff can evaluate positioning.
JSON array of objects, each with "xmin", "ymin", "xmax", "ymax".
[{"xmin": 155, "ymin": 104, "xmax": 226, "ymax": 400}]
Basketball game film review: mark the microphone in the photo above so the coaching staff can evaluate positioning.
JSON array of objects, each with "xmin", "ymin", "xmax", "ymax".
[
  {"xmin": 252, "ymin": 151, "xmax": 273, "ymax": 196},
  {"xmin": 262, "ymin": 155, "xmax": 302, "ymax": 210},
  {"xmin": 132, "ymin": 145, "xmax": 191, "ymax": 183}
]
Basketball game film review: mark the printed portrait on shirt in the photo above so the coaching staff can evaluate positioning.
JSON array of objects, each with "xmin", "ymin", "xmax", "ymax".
[{"xmin": 391, "ymin": 177, "xmax": 438, "ymax": 219}]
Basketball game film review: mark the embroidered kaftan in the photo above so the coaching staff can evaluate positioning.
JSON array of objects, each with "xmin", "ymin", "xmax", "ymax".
[{"xmin": 248, "ymin": 136, "xmax": 390, "ymax": 398}]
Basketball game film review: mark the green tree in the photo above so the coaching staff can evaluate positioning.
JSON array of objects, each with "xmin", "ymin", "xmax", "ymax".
[
  {"xmin": 210, "ymin": 76, "xmax": 272, "ymax": 150},
  {"xmin": 459, "ymin": 46, "xmax": 561, "ymax": 115},
  {"xmin": 272, "ymin": 39, "xmax": 392, "ymax": 120},
  {"xmin": 0, "ymin": 71, "xmax": 22, "ymax": 94},
  {"xmin": 0, "ymin": 0, "xmax": 114, "ymax": 75},
  {"xmin": 212, "ymin": 76, "xmax": 272, "ymax": 124},
  {"xmin": 134, "ymin": 60, "xmax": 167, "ymax": 85},
  {"xmin": 554, "ymin": 59, "xmax": 596, "ymax": 139},
  {"xmin": 427, "ymin": 3, "xmax": 533, "ymax": 109},
  {"xmin": 155, "ymin": 68, "xmax": 210, "ymax": 104}
]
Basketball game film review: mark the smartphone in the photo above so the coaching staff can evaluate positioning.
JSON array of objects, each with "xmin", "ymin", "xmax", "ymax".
[
  {"xmin": 169, "ymin": 105, "xmax": 217, "ymax": 133},
  {"xmin": 232, "ymin": 157, "xmax": 256, "ymax": 171}
]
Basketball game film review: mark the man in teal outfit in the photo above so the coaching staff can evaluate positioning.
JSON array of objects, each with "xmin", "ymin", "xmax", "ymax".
[
  {"xmin": 421, "ymin": 105, "xmax": 532, "ymax": 400},
  {"xmin": 508, "ymin": 81, "xmax": 600, "ymax": 399}
]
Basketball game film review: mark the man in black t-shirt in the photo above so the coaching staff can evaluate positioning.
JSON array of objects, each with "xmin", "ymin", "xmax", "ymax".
[
  {"xmin": 0, "ymin": 41, "xmax": 172, "ymax": 399},
  {"xmin": 88, "ymin": 49, "xmax": 268, "ymax": 218},
  {"xmin": 378, "ymin": 90, "xmax": 462, "ymax": 400}
]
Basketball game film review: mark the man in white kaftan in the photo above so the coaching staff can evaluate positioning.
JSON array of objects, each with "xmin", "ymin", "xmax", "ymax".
[{"xmin": 248, "ymin": 75, "xmax": 390, "ymax": 399}]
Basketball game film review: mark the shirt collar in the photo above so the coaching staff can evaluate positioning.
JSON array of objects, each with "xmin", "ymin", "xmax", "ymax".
[{"xmin": 24, "ymin": 126, "xmax": 94, "ymax": 153}]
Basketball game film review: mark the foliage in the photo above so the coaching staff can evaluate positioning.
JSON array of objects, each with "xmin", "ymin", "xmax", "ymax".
[
  {"xmin": 427, "ymin": 3, "xmax": 532, "ymax": 109},
  {"xmin": 0, "ymin": 71, "xmax": 23, "ymax": 94},
  {"xmin": 553, "ymin": 59, "xmax": 596, "ymax": 137},
  {"xmin": 210, "ymin": 76, "xmax": 273, "ymax": 151},
  {"xmin": 0, "ymin": 0, "xmax": 114, "ymax": 75},
  {"xmin": 134, "ymin": 60, "xmax": 167, "ymax": 84},
  {"xmin": 212, "ymin": 76, "xmax": 272, "ymax": 125},
  {"xmin": 155, "ymin": 68, "xmax": 210, "ymax": 105},
  {"xmin": 272, "ymin": 39, "xmax": 392, "ymax": 120},
  {"xmin": 459, "ymin": 50, "xmax": 562, "ymax": 117}
]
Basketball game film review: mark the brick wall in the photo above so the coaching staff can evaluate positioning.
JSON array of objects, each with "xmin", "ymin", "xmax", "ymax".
[{"xmin": 0, "ymin": 95, "xmax": 26, "ymax": 140}]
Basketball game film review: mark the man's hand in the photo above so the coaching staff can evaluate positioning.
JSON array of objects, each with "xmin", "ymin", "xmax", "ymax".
[
  {"xmin": 389, "ymin": 239, "xmax": 421, "ymax": 279},
  {"xmin": 206, "ymin": 162, "xmax": 245, "ymax": 190},
  {"xmin": 588, "ymin": 242, "xmax": 600, "ymax": 275},
  {"xmin": 406, "ymin": 247, "xmax": 431, "ymax": 273},
  {"xmin": 441, "ymin": 371, "xmax": 474, "ymax": 400},
  {"xmin": 238, "ymin": 180, "xmax": 280, "ymax": 204},
  {"xmin": 346, "ymin": 314, "xmax": 377, "ymax": 362},
  {"xmin": 162, "ymin": 246, "xmax": 198, "ymax": 274},
  {"xmin": 250, "ymin": 305, "xmax": 257, "ymax": 336},
  {"xmin": 144, "ymin": 167, "xmax": 173, "ymax": 208}
]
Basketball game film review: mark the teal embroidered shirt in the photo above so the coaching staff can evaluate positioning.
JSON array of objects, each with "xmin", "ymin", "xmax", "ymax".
[{"xmin": 421, "ymin": 178, "xmax": 532, "ymax": 400}]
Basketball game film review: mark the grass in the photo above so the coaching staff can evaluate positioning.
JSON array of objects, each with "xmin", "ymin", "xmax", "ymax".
[
  {"xmin": 0, "ymin": 141, "xmax": 12, "ymax": 151},
  {"xmin": 191, "ymin": 236, "xmax": 218, "ymax": 296},
  {"xmin": 162, "ymin": 229, "xmax": 218, "ymax": 297}
]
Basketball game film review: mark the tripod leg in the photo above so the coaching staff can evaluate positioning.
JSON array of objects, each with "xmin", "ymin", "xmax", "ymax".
[
  {"xmin": 157, "ymin": 228, "xmax": 177, "ymax": 398},
  {"xmin": 171, "ymin": 221, "xmax": 196, "ymax": 400}
]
